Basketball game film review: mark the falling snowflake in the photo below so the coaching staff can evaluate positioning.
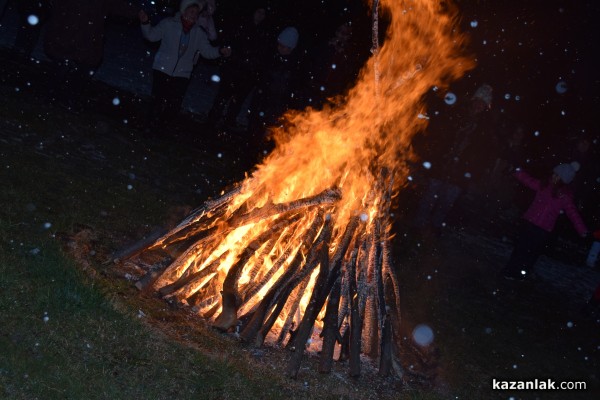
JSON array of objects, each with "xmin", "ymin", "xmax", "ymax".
[
  {"xmin": 444, "ymin": 92, "xmax": 457, "ymax": 105},
  {"xmin": 27, "ymin": 15, "xmax": 39, "ymax": 26},
  {"xmin": 555, "ymin": 81, "xmax": 568, "ymax": 94},
  {"xmin": 412, "ymin": 324, "xmax": 434, "ymax": 346}
]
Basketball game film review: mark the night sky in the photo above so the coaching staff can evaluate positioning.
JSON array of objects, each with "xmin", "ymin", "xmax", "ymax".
[
  {"xmin": 2, "ymin": 0, "xmax": 599, "ymax": 180},
  {"xmin": 222, "ymin": 0, "xmax": 600, "ymax": 149}
]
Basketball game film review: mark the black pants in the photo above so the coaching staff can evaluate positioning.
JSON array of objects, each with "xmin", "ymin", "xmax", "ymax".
[
  {"xmin": 150, "ymin": 70, "xmax": 190, "ymax": 125},
  {"xmin": 503, "ymin": 221, "xmax": 550, "ymax": 278},
  {"xmin": 208, "ymin": 66, "xmax": 256, "ymax": 125}
]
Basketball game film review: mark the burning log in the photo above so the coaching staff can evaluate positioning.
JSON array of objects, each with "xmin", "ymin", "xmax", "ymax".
[
  {"xmin": 242, "ymin": 210, "xmax": 330, "ymax": 345},
  {"xmin": 348, "ymin": 247, "xmax": 363, "ymax": 377},
  {"xmin": 149, "ymin": 185, "xmax": 243, "ymax": 250},
  {"xmin": 120, "ymin": 0, "xmax": 473, "ymax": 383},
  {"xmin": 213, "ymin": 214, "xmax": 302, "ymax": 331},
  {"xmin": 134, "ymin": 259, "xmax": 171, "ymax": 291},
  {"xmin": 318, "ymin": 274, "xmax": 342, "ymax": 373},
  {"xmin": 122, "ymin": 182, "xmax": 408, "ymax": 380},
  {"xmin": 157, "ymin": 250, "xmax": 228, "ymax": 298},
  {"xmin": 286, "ymin": 216, "xmax": 360, "ymax": 378}
]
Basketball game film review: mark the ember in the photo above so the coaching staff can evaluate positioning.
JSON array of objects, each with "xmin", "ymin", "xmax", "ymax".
[{"xmin": 120, "ymin": 0, "xmax": 473, "ymax": 379}]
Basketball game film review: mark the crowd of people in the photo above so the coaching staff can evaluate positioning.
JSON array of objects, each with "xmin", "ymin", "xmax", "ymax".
[
  {"xmin": 1, "ymin": 0, "xmax": 599, "ymax": 316},
  {"xmin": 1, "ymin": 0, "xmax": 365, "ymax": 148}
]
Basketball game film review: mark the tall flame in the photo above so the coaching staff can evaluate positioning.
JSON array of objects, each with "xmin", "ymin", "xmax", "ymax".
[
  {"xmin": 246, "ymin": 0, "xmax": 472, "ymax": 225},
  {"xmin": 150, "ymin": 0, "xmax": 473, "ymax": 346}
]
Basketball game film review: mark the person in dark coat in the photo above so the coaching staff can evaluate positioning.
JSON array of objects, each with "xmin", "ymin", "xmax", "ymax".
[
  {"xmin": 206, "ymin": 6, "xmax": 272, "ymax": 130},
  {"xmin": 247, "ymin": 26, "xmax": 302, "ymax": 156},
  {"xmin": 305, "ymin": 22, "xmax": 358, "ymax": 109}
]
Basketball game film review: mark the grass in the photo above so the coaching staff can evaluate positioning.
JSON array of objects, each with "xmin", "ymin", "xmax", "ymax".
[
  {"xmin": 0, "ymin": 91, "xmax": 285, "ymax": 399},
  {"xmin": 0, "ymin": 239, "xmax": 278, "ymax": 399}
]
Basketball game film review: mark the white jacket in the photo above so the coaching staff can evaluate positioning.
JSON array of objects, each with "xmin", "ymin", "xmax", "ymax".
[{"xmin": 141, "ymin": 13, "xmax": 220, "ymax": 78}]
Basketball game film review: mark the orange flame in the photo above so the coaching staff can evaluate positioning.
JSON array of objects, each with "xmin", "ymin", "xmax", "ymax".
[{"xmin": 155, "ymin": 0, "xmax": 474, "ymax": 342}]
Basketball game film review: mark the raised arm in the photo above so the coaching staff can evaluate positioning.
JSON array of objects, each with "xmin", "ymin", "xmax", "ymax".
[
  {"xmin": 514, "ymin": 170, "xmax": 541, "ymax": 191},
  {"xmin": 139, "ymin": 11, "xmax": 164, "ymax": 42},
  {"xmin": 195, "ymin": 31, "xmax": 230, "ymax": 60}
]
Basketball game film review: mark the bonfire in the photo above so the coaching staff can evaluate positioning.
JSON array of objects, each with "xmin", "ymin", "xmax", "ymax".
[{"xmin": 118, "ymin": 0, "xmax": 473, "ymax": 379}]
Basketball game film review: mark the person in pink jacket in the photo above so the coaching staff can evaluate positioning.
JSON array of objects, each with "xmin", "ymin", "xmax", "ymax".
[{"xmin": 501, "ymin": 162, "xmax": 589, "ymax": 281}]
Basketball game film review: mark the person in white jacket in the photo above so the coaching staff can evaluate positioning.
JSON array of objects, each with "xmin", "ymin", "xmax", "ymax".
[{"xmin": 139, "ymin": 0, "xmax": 231, "ymax": 130}]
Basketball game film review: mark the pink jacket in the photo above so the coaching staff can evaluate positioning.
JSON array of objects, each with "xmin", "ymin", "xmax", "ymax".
[{"xmin": 515, "ymin": 171, "xmax": 587, "ymax": 236}]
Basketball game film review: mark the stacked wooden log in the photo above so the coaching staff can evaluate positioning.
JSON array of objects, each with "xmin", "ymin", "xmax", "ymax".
[{"xmin": 118, "ymin": 170, "xmax": 404, "ymax": 379}]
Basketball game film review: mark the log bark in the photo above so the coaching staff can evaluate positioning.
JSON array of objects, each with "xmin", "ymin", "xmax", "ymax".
[
  {"xmin": 318, "ymin": 274, "xmax": 342, "ymax": 373},
  {"xmin": 287, "ymin": 216, "xmax": 359, "ymax": 378},
  {"xmin": 148, "ymin": 185, "xmax": 242, "ymax": 249},
  {"xmin": 255, "ymin": 221, "xmax": 332, "ymax": 347},
  {"xmin": 383, "ymin": 240, "xmax": 402, "ymax": 334},
  {"xmin": 228, "ymin": 187, "xmax": 341, "ymax": 229},
  {"xmin": 247, "ymin": 227, "xmax": 329, "ymax": 345},
  {"xmin": 348, "ymin": 247, "xmax": 362, "ymax": 377},
  {"xmin": 214, "ymin": 215, "xmax": 298, "ymax": 330},
  {"xmin": 133, "ymin": 257, "xmax": 173, "ymax": 291},
  {"xmin": 255, "ymin": 282, "xmax": 295, "ymax": 347},
  {"xmin": 241, "ymin": 246, "xmax": 291, "ymax": 305},
  {"xmin": 155, "ymin": 188, "xmax": 339, "ymax": 294},
  {"xmin": 239, "ymin": 211, "xmax": 326, "ymax": 343},
  {"xmin": 157, "ymin": 251, "xmax": 228, "ymax": 298},
  {"xmin": 379, "ymin": 311, "xmax": 393, "ymax": 376},
  {"xmin": 111, "ymin": 226, "xmax": 167, "ymax": 264},
  {"xmin": 152, "ymin": 236, "xmax": 217, "ymax": 290},
  {"xmin": 277, "ymin": 277, "xmax": 310, "ymax": 345},
  {"xmin": 338, "ymin": 323, "xmax": 350, "ymax": 362},
  {"xmin": 286, "ymin": 241, "xmax": 330, "ymax": 378},
  {"xmin": 237, "ymin": 237, "xmax": 278, "ymax": 300}
]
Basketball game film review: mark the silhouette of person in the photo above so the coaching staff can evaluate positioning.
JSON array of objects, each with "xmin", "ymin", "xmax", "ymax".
[{"xmin": 139, "ymin": 0, "xmax": 231, "ymax": 131}]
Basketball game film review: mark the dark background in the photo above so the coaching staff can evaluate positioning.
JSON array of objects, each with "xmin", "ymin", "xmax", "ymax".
[{"xmin": 1, "ymin": 0, "xmax": 599, "ymax": 225}]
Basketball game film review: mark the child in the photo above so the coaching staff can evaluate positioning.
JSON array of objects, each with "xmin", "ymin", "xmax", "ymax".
[{"xmin": 501, "ymin": 162, "xmax": 588, "ymax": 281}]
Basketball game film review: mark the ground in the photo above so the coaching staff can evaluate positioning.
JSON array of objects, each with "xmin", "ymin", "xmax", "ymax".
[{"xmin": 1, "ymin": 10, "xmax": 599, "ymax": 400}]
